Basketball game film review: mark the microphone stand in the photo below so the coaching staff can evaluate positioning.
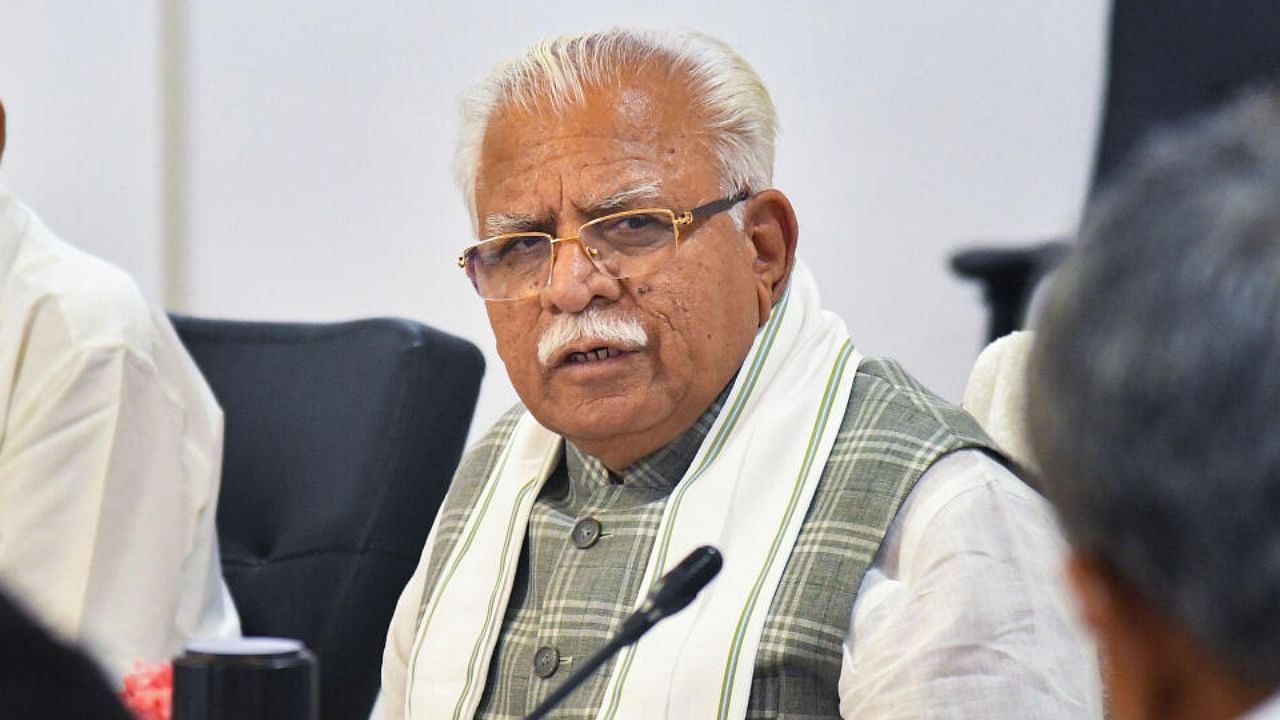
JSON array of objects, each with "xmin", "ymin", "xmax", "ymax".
[
  {"xmin": 523, "ymin": 618, "xmax": 646, "ymax": 720},
  {"xmin": 523, "ymin": 546, "xmax": 722, "ymax": 720}
]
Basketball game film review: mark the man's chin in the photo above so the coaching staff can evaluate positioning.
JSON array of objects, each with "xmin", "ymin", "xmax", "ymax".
[{"xmin": 532, "ymin": 393, "xmax": 663, "ymax": 446}]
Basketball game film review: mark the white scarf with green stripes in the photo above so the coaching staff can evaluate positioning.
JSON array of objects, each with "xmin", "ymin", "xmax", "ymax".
[{"xmin": 405, "ymin": 261, "xmax": 860, "ymax": 719}]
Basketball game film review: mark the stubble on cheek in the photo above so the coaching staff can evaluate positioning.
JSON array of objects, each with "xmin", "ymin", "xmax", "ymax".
[{"xmin": 487, "ymin": 304, "xmax": 548, "ymax": 399}]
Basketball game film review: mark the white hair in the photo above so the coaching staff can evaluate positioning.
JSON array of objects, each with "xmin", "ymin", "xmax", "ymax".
[{"xmin": 455, "ymin": 28, "xmax": 777, "ymax": 229}]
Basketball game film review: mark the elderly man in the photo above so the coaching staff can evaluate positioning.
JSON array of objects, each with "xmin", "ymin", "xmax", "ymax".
[
  {"xmin": 1029, "ymin": 89, "xmax": 1280, "ymax": 720},
  {"xmin": 0, "ymin": 98, "xmax": 239, "ymax": 683},
  {"xmin": 385, "ymin": 29, "xmax": 1100, "ymax": 718}
]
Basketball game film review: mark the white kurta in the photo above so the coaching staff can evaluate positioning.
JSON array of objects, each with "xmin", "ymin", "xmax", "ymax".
[
  {"xmin": 0, "ymin": 187, "xmax": 240, "ymax": 684},
  {"xmin": 839, "ymin": 449, "xmax": 1101, "ymax": 717},
  {"xmin": 384, "ymin": 412, "xmax": 1101, "ymax": 719},
  {"xmin": 381, "ymin": 445, "xmax": 1100, "ymax": 712}
]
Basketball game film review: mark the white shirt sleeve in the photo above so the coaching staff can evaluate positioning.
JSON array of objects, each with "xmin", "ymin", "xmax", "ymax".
[
  {"xmin": 0, "ymin": 339, "xmax": 200, "ymax": 682},
  {"xmin": 838, "ymin": 449, "xmax": 1103, "ymax": 719},
  {"xmin": 0, "ymin": 194, "xmax": 238, "ymax": 685}
]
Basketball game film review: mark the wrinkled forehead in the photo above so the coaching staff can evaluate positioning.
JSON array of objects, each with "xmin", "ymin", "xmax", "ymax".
[{"xmin": 474, "ymin": 73, "xmax": 720, "ymax": 221}]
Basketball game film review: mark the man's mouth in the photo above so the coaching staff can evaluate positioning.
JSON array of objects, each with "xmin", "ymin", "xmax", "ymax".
[{"xmin": 565, "ymin": 346, "xmax": 625, "ymax": 364}]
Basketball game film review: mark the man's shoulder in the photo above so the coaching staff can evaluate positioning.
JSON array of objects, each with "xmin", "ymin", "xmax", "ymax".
[
  {"xmin": 449, "ymin": 403, "xmax": 530, "ymax": 493},
  {"xmin": 421, "ymin": 403, "xmax": 532, "ymax": 583},
  {"xmin": 5, "ymin": 207, "xmax": 157, "ymax": 355},
  {"xmin": 852, "ymin": 356, "xmax": 955, "ymax": 410},
  {"xmin": 845, "ymin": 356, "xmax": 993, "ymax": 450}
]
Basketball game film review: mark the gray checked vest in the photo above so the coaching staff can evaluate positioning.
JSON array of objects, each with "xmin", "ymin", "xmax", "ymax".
[{"xmin": 413, "ymin": 357, "xmax": 999, "ymax": 719}]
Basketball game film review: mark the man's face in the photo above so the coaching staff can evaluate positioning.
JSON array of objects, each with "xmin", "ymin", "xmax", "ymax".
[{"xmin": 473, "ymin": 71, "xmax": 768, "ymax": 469}]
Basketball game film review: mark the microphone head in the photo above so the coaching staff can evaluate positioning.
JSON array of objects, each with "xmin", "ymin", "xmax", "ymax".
[{"xmin": 647, "ymin": 546, "xmax": 723, "ymax": 619}]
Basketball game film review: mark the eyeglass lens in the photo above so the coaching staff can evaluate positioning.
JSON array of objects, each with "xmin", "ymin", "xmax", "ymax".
[{"xmin": 464, "ymin": 210, "xmax": 677, "ymax": 300}]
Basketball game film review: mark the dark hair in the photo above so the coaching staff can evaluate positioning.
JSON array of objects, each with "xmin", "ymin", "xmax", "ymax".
[
  {"xmin": 1029, "ymin": 86, "xmax": 1280, "ymax": 688},
  {"xmin": 0, "ymin": 585, "xmax": 133, "ymax": 719}
]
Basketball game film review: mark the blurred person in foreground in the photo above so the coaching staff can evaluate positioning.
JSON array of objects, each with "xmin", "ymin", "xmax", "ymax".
[
  {"xmin": 1030, "ymin": 87, "xmax": 1280, "ymax": 720},
  {"xmin": 0, "ymin": 584, "xmax": 134, "ymax": 719},
  {"xmin": 0, "ymin": 97, "xmax": 240, "ymax": 684},
  {"xmin": 384, "ymin": 28, "xmax": 1101, "ymax": 718}
]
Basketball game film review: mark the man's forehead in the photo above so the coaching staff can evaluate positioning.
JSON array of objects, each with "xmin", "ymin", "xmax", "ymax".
[
  {"xmin": 473, "ymin": 73, "xmax": 719, "ymax": 230},
  {"xmin": 481, "ymin": 105, "xmax": 682, "ymax": 174},
  {"xmin": 480, "ymin": 74, "xmax": 704, "ymax": 166},
  {"xmin": 482, "ymin": 179, "xmax": 665, "ymax": 236}
]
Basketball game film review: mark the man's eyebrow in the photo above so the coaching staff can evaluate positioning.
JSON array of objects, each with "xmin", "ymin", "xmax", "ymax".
[
  {"xmin": 579, "ymin": 181, "xmax": 664, "ymax": 216},
  {"xmin": 482, "ymin": 181, "xmax": 664, "ymax": 237},
  {"xmin": 483, "ymin": 212, "xmax": 543, "ymax": 237}
]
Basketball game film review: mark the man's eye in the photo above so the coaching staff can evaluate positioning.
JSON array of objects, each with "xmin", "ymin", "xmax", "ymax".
[
  {"xmin": 507, "ymin": 236, "xmax": 545, "ymax": 252},
  {"xmin": 613, "ymin": 214, "xmax": 659, "ymax": 231},
  {"xmin": 475, "ymin": 235, "xmax": 544, "ymax": 265},
  {"xmin": 496, "ymin": 235, "xmax": 545, "ymax": 256}
]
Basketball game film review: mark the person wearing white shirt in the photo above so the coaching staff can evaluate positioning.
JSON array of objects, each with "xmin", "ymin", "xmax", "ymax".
[
  {"xmin": 382, "ymin": 28, "xmax": 1100, "ymax": 718},
  {"xmin": 1029, "ymin": 87, "xmax": 1280, "ymax": 720},
  {"xmin": 0, "ymin": 98, "xmax": 239, "ymax": 685}
]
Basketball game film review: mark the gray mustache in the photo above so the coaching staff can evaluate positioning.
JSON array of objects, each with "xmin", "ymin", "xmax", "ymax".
[{"xmin": 537, "ymin": 309, "xmax": 648, "ymax": 366}]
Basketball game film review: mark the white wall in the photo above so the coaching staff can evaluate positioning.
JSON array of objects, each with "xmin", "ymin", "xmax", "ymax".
[
  {"xmin": 0, "ymin": 0, "xmax": 165, "ymax": 299},
  {"xmin": 1, "ymin": 1, "xmax": 1109, "ymax": 441}
]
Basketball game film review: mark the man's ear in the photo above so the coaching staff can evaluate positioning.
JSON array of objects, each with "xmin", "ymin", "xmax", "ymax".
[
  {"xmin": 1068, "ymin": 551, "xmax": 1153, "ymax": 720},
  {"xmin": 1066, "ymin": 551, "xmax": 1119, "ymax": 639},
  {"xmin": 1068, "ymin": 550, "xmax": 1216, "ymax": 720},
  {"xmin": 0, "ymin": 98, "xmax": 7, "ymax": 163},
  {"xmin": 743, "ymin": 189, "xmax": 798, "ymax": 326}
]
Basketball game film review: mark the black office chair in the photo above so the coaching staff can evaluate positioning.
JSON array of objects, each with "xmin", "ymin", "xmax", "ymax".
[
  {"xmin": 170, "ymin": 316, "xmax": 484, "ymax": 720},
  {"xmin": 952, "ymin": 0, "xmax": 1280, "ymax": 343}
]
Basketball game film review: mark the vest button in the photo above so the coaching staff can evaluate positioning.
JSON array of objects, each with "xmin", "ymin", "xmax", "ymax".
[
  {"xmin": 532, "ymin": 645, "xmax": 560, "ymax": 679},
  {"xmin": 571, "ymin": 517, "xmax": 602, "ymax": 549}
]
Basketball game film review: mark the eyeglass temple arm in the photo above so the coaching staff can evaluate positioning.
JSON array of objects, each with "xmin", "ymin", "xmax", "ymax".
[{"xmin": 681, "ymin": 190, "xmax": 751, "ymax": 225}]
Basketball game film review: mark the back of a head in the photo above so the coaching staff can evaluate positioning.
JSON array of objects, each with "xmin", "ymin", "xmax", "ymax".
[
  {"xmin": 1030, "ymin": 87, "xmax": 1280, "ymax": 690},
  {"xmin": 454, "ymin": 28, "xmax": 777, "ymax": 220}
]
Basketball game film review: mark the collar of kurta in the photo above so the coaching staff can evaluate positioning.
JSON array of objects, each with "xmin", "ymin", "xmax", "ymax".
[
  {"xmin": 563, "ymin": 381, "xmax": 730, "ymax": 492},
  {"xmin": 404, "ymin": 260, "xmax": 862, "ymax": 720}
]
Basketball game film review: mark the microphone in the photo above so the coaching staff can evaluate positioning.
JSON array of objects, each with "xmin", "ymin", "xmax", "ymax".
[{"xmin": 523, "ymin": 546, "xmax": 723, "ymax": 720}]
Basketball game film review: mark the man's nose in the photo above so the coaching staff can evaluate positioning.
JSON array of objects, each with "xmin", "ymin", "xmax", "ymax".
[{"xmin": 540, "ymin": 238, "xmax": 621, "ymax": 314}]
